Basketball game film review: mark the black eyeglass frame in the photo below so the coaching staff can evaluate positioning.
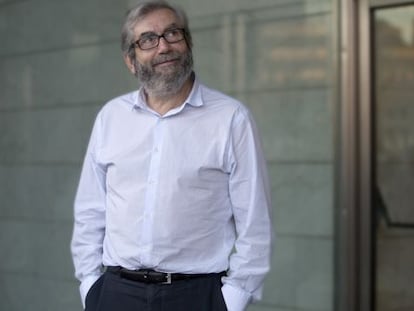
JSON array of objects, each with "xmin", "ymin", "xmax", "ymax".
[{"xmin": 129, "ymin": 28, "xmax": 186, "ymax": 51}]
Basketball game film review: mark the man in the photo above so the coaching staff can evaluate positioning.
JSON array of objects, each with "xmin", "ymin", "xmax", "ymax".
[{"xmin": 71, "ymin": 1, "xmax": 272, "ymax": 310}]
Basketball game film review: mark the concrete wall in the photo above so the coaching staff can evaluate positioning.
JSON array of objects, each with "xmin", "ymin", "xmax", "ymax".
[{"xmin": 0, "ymin": 0, "xmax": 336, "ymax": 310}]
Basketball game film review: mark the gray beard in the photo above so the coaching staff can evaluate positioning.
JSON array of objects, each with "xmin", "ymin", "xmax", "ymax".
[{"xmin": 134, "ymin": 50, "xmax": 193, "ymax": 99}]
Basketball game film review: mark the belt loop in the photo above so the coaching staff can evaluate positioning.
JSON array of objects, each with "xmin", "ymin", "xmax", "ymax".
[{"xmin": 162, "ymin": 273, "xmax": 172, "ymax": 284}]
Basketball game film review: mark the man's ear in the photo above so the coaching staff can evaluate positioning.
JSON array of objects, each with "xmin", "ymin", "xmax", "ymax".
[{"xmin": 123, "ymin": 55, "xmax": 136, "ymax": 75}]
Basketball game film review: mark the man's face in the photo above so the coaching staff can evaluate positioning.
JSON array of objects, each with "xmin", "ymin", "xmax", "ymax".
[{"xmin": 128, "ymin": 8, "xmax": 193, "ymax": 97}]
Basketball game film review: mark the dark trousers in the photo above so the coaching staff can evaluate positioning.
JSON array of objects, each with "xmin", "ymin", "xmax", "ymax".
[{"xmin": 85, "ymin": 271, "xmax": 228, "ymax": 311}]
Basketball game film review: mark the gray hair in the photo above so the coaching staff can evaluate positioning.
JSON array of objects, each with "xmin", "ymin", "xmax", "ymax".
[{"xmin": 121, "ymin": 0, "xmax": 193, "ymax": 60}]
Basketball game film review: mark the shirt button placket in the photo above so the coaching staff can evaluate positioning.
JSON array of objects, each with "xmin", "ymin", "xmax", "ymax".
[{"xmin": 140, "ymin": 118, "xmax": 164, "ymax": 266}]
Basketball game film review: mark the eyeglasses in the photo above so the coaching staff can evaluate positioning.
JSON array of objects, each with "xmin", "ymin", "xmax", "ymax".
[{"xmin": 131, "ymin": 28, "xmax": 186, "ymax": 50}]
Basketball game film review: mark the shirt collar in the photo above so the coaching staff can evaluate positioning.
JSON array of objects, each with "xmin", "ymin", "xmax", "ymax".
[{"xmin": 132, "ymin": 74, "xmax": 203, "ymax": 115}]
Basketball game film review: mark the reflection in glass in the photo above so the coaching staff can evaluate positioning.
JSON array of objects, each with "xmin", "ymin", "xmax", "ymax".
[{"xmin": 374, "ymin": 4, "xmax": 414, "ymax": 311}]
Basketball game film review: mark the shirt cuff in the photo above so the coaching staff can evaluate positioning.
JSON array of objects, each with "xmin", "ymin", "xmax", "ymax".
[
  {"xmin": 221, "ymin": 283, "xmax": 252, "ymax": 311},
  {"xmin": 79, "ymin": 274, "xmax": 102, "ymax": 309}
]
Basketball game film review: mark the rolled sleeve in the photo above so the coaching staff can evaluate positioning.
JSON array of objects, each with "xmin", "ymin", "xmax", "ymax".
[
  {"xmin": 80, "ymin": 274, "xmax": 102, "ymax": 309},
  {"xmin": 221, "ymin": 283, "xmax": 252, "ymax": 311}
]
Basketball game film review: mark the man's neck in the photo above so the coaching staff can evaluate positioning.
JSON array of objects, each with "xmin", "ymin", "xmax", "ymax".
[{"xmin": 145, "ymin": 76, "xmax": 194, "ymax": 116}]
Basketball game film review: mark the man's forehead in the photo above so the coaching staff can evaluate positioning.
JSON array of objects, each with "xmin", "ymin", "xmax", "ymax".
[{"xmin": 134, "ymin": 8, "xmax": 180, "ymax": 35}]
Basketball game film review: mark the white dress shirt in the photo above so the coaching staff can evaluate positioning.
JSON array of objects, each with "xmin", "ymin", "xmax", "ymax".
[{"xmin": 71, "ymin": 77, "xmax": 273, "ymax": 311}]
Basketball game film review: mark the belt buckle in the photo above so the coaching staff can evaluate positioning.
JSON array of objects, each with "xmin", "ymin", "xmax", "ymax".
[{"xmin": 161, "ymin": 273, "xmax": 172, "ymax": 284}]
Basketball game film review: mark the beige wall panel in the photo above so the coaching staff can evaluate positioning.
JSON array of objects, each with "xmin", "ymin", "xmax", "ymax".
[
  {"xmin": 0, "ymin": 44, "xmax": 136, "ymax": 110},
  {"xmin": 179, "ymin": 0, "xmax": 331, "ymax": 18},
  {"xmin": 0, "ymin": 165, "xmax": 79, "ymax": 221},
  {"xmin": 269, "ymin": 163, "xmax": 333, "ymax": 237},
  {"xmin": 247, "ymin": 89, "xmax": 333, "ymax": 162},
  {"xmin": 0, "ymin": 220, "xmax": 74, "ymax": 279},
  {"xmin": 263, "ymin": 236, "xmax": 333, "ymax": 310},
  {"xmin": 190, "ymin": 2, "xmax": 333, "ymax": 94},
  {"xmin": 0, "ymin": 0, "xmax": 129, "ymax": 55},
  {"xmin": 0, "ymin": 273, "xmax": 79, "ymax": 311},
  {"xmin": 0, "ymin": 106, "xmax": 100, "ymax": 163}
]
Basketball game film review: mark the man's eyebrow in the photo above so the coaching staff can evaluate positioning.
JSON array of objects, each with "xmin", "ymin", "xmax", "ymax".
[
  {"xmin": 139, "ymin": 31, "xmax": 157, "ymax": 38},
  {"xmin": 138, "ymin": 23, "xmax": 181, "ymax": 37}
]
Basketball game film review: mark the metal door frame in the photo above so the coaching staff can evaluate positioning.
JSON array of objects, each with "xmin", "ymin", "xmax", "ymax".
[{"xmin": 338, "ymin": 0, "xmax": 414, "ymax": 310}]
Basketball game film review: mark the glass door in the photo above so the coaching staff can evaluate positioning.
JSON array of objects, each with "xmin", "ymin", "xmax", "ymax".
[{"xmin": 372, "ymin": 3, "xmax": 414, "ymax": 310}]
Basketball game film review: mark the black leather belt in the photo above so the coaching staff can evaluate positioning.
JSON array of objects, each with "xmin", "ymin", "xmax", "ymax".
[{"xmin": 106, "ymin": 266, "xmax": 224, "ymax": 284}]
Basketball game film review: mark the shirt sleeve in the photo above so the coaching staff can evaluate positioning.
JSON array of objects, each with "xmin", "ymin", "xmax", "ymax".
[
  {"xmin": 70, "ymin": 112, "xmax": 106, "ymax": 307},
  {"xmin": 221, "ymin": 106, "xmax": 273, "ymax": 311}
]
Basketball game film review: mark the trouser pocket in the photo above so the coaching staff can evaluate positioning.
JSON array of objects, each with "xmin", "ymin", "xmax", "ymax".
[{"xmin": 85, "ymin": 275, "xmax": 105, "ymax": 311}]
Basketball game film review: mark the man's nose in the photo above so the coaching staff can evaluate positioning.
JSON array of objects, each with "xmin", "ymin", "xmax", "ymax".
[{"xmin": 157, "ymin": 37, "xmax": 172, "ymax": 52}]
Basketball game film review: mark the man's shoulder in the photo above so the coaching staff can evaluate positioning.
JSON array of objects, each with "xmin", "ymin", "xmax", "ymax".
[
  {"xmin": 199, "ymin": 83, "xmax": 238, "ymax": 105},
  {"xmin": 198, "ymin": 83, "xmax": 250, "ymax": 118},
  {"xmin": 198, "ymin": 83, "xmax": 244, "ymax": 110}
]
